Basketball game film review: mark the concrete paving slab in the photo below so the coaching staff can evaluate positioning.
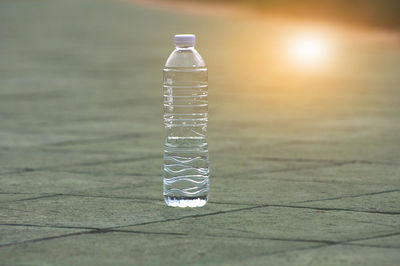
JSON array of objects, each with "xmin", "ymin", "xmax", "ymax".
[
  {"xmin": 295, "ymin": 190, "xmax": 400, "ymax": 213},
  {"xmin": 0, "ymin": 130, "xmax": 84, "ymax": 149},
  {"xmin": 0, "ymin": 225, "xmax": 88, "ymax": 247},
  {"xmin": 0, "ymin": 0, "xmax": 399, "ymax": 264},
  {"xmin": 212, "ymin": 136, "xmax": 400, "ymax": 166},
  {"xmin": 0, "ymin": 171, "xmax": 139, "ymax": 195},
  {"xmin": 0, "ymin": 148, "xmax": 147, "ymax": 171},
  {"xmin": 254, "ymin": 163, "xmax": 400, "ymax": 186},
  {"xmin": 211, "ymin": 177, "xmax": 398, "ymax": 206},
  {"xmin": 0, "ymin": 193, "xmax": 47, "ymax": 203},
  {"xmin": 0, "ymin": 195, "xmax": 240, "ymax": 228},
  {"xmin": 57, "ymin": 158, "xmax": 162, "ymax": 178},
  {"xmin": 41, "ymin": 136, "xmax": 164, "ymax": 157},
  {"xmin": 232, "ymin": 244, "xmax": 400, "ymax": 266},
  {"xmin": 0, "ymin": 231, "xmax": 320, "ymax": 266},
  {"xmin": 124, "ymin": 207, "xmax": 399, "ymax": 242},
  {"xmin": 350, "ymin": 233, "xmax": 400, "ymax": 248},
  {"xmin": 57, "ymin": 153, "xmax": 326, "ymax": 180},
  {"xmin": 77, "ymin": 171, "xmax": 398, "ymax": 206}
]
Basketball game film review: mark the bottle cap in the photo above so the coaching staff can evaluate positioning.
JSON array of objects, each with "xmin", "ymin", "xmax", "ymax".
[{"xmin": 174, "ymin": 34, "xmax": 196, "ymax": 46}]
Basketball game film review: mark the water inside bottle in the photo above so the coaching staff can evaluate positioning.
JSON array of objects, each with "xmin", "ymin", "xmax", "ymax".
[{"xmin": 163, "ymin": 65, "xmax": 209, "ymax": 207}]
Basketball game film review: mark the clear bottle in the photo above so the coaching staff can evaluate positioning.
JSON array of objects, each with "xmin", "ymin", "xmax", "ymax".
[{"xmin": 163, "ymin": 34, "xmax": 209, "ymax": 207}]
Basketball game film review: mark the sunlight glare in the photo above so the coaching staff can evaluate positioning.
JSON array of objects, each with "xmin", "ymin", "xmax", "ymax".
[{"xmin": 289, "ymin": 35, "xmax": 328, "ymax": 67}]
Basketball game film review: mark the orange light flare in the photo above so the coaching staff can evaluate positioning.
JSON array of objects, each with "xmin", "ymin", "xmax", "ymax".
[{"xmin": 284, "ymin": 31, "xmax": 335, "ymax": 71}]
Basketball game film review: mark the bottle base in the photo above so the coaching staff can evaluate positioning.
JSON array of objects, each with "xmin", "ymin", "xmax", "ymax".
[{"xmin": 164, "ymin": 196, "xmax": 208, "ymax": 208}]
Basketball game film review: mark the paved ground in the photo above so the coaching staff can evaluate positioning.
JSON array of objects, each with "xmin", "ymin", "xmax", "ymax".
[{"xmin": 1, "ymin": 0, "xmax": 400, "ymax": 265}]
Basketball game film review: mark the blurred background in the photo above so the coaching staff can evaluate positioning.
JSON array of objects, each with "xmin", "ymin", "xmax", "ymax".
[
  {"xmin": 1, "ymin": 0, "xmax": 400, "ymax": 201},
  {"xmin": 202, "ymin": 0, "xmax": 400, "ymax": 29},
  {"xmin": 1, "ymin": 0, "xmax": 400, "ymax": 264}
]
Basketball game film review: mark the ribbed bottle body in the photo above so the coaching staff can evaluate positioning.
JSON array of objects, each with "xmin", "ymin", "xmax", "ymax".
[{"xmin": 163, "ymin": 65, "xmax": 209, "ymax": 207}]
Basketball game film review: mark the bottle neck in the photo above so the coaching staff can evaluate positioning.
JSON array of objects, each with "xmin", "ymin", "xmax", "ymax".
[{"xmin": 175, "ymin": 44, "xmax": 195, "ymax": 50}]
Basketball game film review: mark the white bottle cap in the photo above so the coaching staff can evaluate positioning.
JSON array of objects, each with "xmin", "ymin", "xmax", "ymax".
[{"xmin": 174, "ymin": 34, "xmax": 196, "ymax": 46}]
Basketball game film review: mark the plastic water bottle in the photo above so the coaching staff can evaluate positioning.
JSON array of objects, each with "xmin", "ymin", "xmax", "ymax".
[{"xmin": 163, "ymin": 34, "xmax": 209, "ymax": 207}]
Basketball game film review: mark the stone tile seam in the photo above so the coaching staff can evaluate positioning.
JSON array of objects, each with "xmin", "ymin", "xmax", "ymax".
[
  {"xmin": 1, "ymin": 153, "xmax": 398, "ymax": 177},
  {"xmin": 2, "ymin": 188, "xmax": 399, "ymax": 215},
  {"xmin": 0, "ymin": 154, "xmax": 161, "ymax": 176},
  {"xmin": 1, "ymin": 225, "xmax": 399, "ymax": 253}
]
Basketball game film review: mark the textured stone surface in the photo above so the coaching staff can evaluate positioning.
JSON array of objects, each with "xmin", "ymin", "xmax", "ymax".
[
  {"xmin": 0, "ymin": 0, "xmax": 399, "ymax": 264},
  {"xmin": 234, "ymin": 244, "xmax": 400, "ymax": 266},
  {"xmin": 0, "ymin": 226, "xmax": 87, "ymax": 246},
  {"xmin": 125, "ymin": 207, "xmax": 400, "ymax": 242},
  {"xmin": 0, "ymin": 231, "xmax": 321, "ymax": 266},
  {"xmin": 0, "ymin": 196, "xmax": 239, "ymax": 228}
]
